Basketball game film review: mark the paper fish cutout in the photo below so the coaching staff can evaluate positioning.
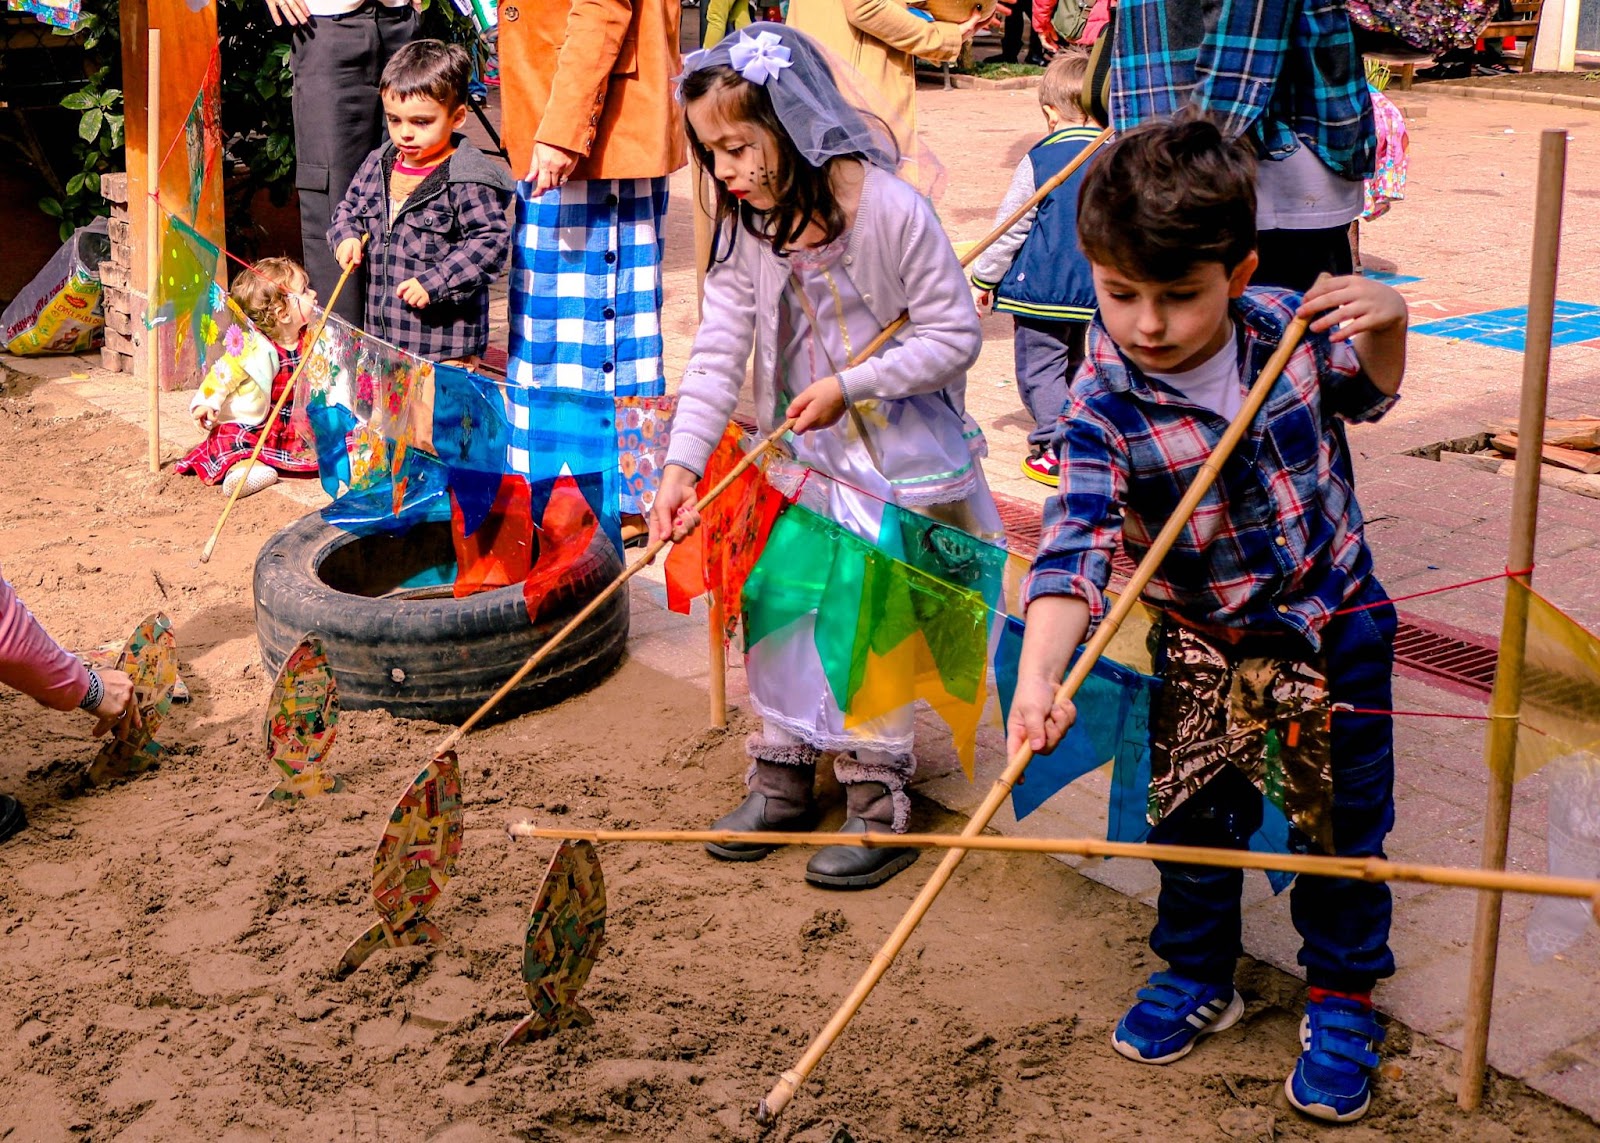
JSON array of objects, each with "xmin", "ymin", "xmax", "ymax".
[
  {"xmin": 336, "ymin": 751, "xmax": 464, "ymax": 978},
  {"xmin": 501, "ymin": 839, "xmax": 607, "ymax": 1048},
  {"xmin": 260, "ymin": 634, "xmax": 343, "ymax": 803},
  {"xmin": 86, "ymin": 613, "xmax": 179, "ymax": 786}
]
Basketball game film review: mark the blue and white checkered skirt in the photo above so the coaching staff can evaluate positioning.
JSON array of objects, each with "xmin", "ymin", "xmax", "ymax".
[
  {"xmin": 507, "ymin": 176, "xmax": 670, "ymax": 514},
  {"xmin": 507, "ymin": 176, "xmax": 669, "ymax": 396}
]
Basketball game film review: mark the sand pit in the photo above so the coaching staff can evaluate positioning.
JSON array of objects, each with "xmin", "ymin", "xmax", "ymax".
[{"xmin": 1, "ymin": 365, "xmax": 1595, "ymax": 1141}]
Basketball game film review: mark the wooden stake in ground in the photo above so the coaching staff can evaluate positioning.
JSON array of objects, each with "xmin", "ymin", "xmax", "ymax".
[
  {"xmin": 505, "ymin": 823, "xmax": 1600, "ymax": 909},
  {"xmin": 755, "ymin": 297, "xmax": 1318, "ymax": 1127},
  {"xmin": 145, "ymin": 28, "xmax": 162, "ymax": 475},
  {"xmin": 1458, "ymin": 127, "xmax": 1568, "ymax": 1111},
  {"xmin": 198, "ymin": 236, "xmax": 366, "ymax": 563}
]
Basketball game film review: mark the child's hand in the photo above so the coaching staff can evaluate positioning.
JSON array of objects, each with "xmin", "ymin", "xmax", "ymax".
[
  {"xmin": 192, "ymin": 406, "xmax": 214, "ymax": 432},
  {"xmin": 1297, "ymin": 275, "xmax": 1408, "ymax": 343},
  {"xmin": 335, "ymin": 237, "xmax": 365, "ymax": 271},
  {"xmin": 1005, "ymin": 674, "xmax": 1077, "ymax": 757},
  {"xmin": 787, "ymin": 377, "xmax": 848, "ymax": 434},
  {"xmin": 971, "ymin": 284, "xmax": 993, "ymax": 316},
  {"xmin": 649, "ymin": 465, "xmax": 702, "ymax": 547},
  {"xmin": 396, "ymin": 278, "xmax": 431, "ymax": 308}
]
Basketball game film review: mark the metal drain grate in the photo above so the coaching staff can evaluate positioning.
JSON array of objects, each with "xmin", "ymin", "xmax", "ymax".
[{"xmin": 992, "ymin": 491, "xmax": 1498, "ymax": 695}]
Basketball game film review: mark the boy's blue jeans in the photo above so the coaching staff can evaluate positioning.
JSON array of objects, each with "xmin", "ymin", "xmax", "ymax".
[{"xmin": 1148, "ymin": 580, "xmax": 1398, "ymax": 993}]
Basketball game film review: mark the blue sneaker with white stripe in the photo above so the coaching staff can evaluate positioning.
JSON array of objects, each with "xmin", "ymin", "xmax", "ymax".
[
  {"xmin": 1111, "ymin": 972, "xmax": 1245, "ymax": 1064},
  {"xmin": 1286, "ymin": 996, "xmax": 1385, "ymax": 1122}
]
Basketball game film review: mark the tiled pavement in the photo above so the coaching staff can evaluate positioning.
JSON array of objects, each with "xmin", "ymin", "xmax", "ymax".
[{"xmin": 8, "ymin": 76, "xmax": 1600, "ymax": 1123}]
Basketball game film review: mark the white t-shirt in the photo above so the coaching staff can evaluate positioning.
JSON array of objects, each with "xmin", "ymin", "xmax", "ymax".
[
  {"xmin": 1256, "ymin": 143, "xmax": 1364, "ymax": 231},
  {"xmin": 1148, "ymin": 330, "xmax": 1243, "ymax": 421}
]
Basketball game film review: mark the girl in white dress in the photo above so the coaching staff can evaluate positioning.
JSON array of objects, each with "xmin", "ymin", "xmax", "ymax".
[{"xmin": 652, "ymin": 24, "xmax": 1003, "ymax": 889}]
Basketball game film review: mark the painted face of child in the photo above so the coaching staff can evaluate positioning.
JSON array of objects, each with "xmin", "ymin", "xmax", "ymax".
[
  {"xmin": 381, "ymin": 91, "xmax": 468, "ymax": 168},
  {"xmin": 282, "ymin": 271, "xmax": 317, "ymax": 338},
  {"xmin": 1090, "ymin": 254, "xmax": 1258, "ymax": 375},
  {"xmin": 685, "ymin": 95, "xmax": 780, "ymax": 211}
]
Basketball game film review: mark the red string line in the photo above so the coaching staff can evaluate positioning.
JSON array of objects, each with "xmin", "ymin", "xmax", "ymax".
[{"xmin": 1331, "ymin": 567, "xmax": 1536, "ymax": 615}]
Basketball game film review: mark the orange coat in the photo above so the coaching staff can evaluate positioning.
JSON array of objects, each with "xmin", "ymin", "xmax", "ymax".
[{"xmin": 499, "ymin": 0, "xmax": 689, "ymax": 183}]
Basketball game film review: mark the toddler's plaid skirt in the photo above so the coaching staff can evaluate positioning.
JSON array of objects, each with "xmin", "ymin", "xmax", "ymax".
[{"xmin": 507, "ymin": 176, "xmax": 670, "ymax": 515}]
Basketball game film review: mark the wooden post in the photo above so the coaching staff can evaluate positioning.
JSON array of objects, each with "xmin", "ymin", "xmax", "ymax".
[
  {"xmin": 708, "ymin": 589, "xmax": 728, "ymax": 728},
  {"xmin": 145, "ymin": 28, "xmax": 161, "ymax": 474},
  {"xmin": 1457, "ymin": 128, "xmax": 1567, "ymax": 1111}
]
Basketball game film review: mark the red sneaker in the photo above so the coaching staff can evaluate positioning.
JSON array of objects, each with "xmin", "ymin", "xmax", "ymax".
[{"xmin": 1021, "ymin": 448, "xmax": 1059, "ymax": 487}]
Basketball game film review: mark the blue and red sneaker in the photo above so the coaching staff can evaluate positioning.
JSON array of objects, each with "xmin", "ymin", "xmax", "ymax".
[
  {"xmin": 1285, "ymin": 991, "xmax": 1385, "ymax": 1122},
  {"xmin": 1111, "ymin": 972, "xmax": 1245, "ymax": 1064}
]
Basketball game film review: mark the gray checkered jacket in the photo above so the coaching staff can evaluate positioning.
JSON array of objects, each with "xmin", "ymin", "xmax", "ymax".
[{"xmin": 328, "ymin": 136, "xmax": 513, "ymax": 361}]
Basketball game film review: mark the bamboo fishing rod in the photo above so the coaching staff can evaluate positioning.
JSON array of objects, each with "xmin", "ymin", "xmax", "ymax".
[
  {"xmin": 505, "ymin": 823, "xmax": 1600, "ymax": 914},
  {"xmin": 427, "ymin": 129, "xmax": 1114, "ymax": 759},
  {"xmin": 753, "ymin": 296, "xmax": 1322, "ymax": 1126},
  {"xmin": 200, "ymin": 234, "xmax": 368, "ymax": 563}
]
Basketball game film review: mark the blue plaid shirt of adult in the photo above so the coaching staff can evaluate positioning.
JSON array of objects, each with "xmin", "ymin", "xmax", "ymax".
[
  {"xmin": 497, "ymin": 0, "xmax": 689, "ymax": 519},
  {"xmin": 1023, "ymin": 288, "xmax": 1398, "ymax": 650},
  {"xmin": 1108, "ymin": 0, "xmax": 1375, "ymax": 183}
]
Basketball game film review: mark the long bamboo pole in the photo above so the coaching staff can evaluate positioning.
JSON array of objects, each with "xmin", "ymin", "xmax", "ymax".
[
  {"xmin": 437, "ymin": 130, "xmax": 1115, "ymax": 753},
  {"xmin": 145, "ymin": 29, "xmax": 162, "ymax": 475},
  {"xmin": 198, "ymin": 236, "xmax": 367, "ymax": 563},
  {"xmin": 708, "ymin": 589, "xmax": 728, "ymax": 728},
  {"xmin": 755, "ymin": 300, "xmax": 1318, "ymax": 1126},
  {"xmin": 505, "ymin": 823, "xmax": 1600, "ymax": 910},
  {"xmin": 1457, "ymin": 128, "xmax": 1567, "ymax": 1111}
]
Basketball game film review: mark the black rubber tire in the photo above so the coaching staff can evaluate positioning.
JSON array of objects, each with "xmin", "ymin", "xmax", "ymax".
[{"xmin": 253, "ymin": 512, "xmax": 628, "ymax": 725}]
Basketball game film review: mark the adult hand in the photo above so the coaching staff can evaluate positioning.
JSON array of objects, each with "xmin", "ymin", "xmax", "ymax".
[
  {"xmin": 786, "ymin": 377, "xmax": 848, "ymax": 434},
  {"xmin": 648, "ymin": 465, "xmax": 702, "ymax": 546},
  {"xmin": 531, "ymin": 142, "xmax": 581, "ymax": 195},
  {"xmin": 984, "ymin": 1, "xmax": 1014, "ymax": 31},
  {"xmin": 263, "ymin": 0, "xmax": 312, "ymax": 27},
  {"xmin": 89, "ymin": 669, "xmax": 142, "ymax": 738},
  {"xmin": 956, "ymin": 6, "xmax": 988, "ymax": 41},
  {"xmin": 1005, "ymin": 674, "xmax": 1076, "ymax": 756},
  {"xmin": 335, "ymin": 237, "xmax": 365, "ymax": 272},
  {"xmin": 396, "ymin": 277, "xmax": 431, "ymax": 308}
]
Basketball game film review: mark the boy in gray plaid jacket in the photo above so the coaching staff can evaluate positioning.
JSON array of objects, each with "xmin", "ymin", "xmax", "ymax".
[{"xmin": 329, "ymin": 39, "xmax": 513, "ymax": 363}]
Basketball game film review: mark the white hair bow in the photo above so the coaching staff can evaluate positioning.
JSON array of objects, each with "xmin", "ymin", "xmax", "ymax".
[{"xmin": 728, "ymin": 29, "xmax": 793, "ymax": 85}]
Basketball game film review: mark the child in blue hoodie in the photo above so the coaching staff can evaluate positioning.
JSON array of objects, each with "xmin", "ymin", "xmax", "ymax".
[{"xmin": 970, "ymin": 53, "xmax": 1099, "ymax": 487}]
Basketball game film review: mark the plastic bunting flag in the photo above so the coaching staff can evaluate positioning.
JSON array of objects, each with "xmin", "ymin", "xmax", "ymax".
[
  {"xmin": 993, "ymin": 615, "xmax": 1298, "ymax": 893},
  {"xmin": 151, "ymin": 214, "xmax": 220, "ymax": 361},
  {"xmin": 1509, "ymin": 579, "xmax": 1600, "ymax": 782},
  {"xmin": 451, "ymin": 475, "xmax": 534, "ymax": 597},
  {"xmin": 505, "ymin": 385, "xmax": 621, "ymax": 559},
  {"xmin": 521, "ymin": 474, "xmax": 601, "ymax": 621},
  {"xmin": 742, "ymin": 503, "xmax": 996, "ymax": 772},
  {"xmin": 664, "ymin": 424, "xmax": 787, "ymax": 640},
  {"xmin": 615, "ymin": 395, "xmax": 675, "ymax": 515},
  {"xmin": 183, "ymin": 47, "xmax": 223, "ymax": 221},
  {"xmin": 1509, "ymin": 581, "xmax": 1600, "ymax": 959}
]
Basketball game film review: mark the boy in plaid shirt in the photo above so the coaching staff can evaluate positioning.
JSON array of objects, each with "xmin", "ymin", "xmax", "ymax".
[
  {"xmin": 329, "ymin": 40, "xmax": 512, "ymax": 364},
  {"xmin": 1007, "ymin": 114, "xmax": 1408, "ymax": 1124}
]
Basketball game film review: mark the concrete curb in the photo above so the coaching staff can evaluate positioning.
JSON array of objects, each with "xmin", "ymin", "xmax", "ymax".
[
  {"xmin": 1419, "ymin": 82, "xmax": 1600, "ymax": 112},
  {"xmin": 917, "ymin": 69, "xmax": 1041, "ymax": 91}
]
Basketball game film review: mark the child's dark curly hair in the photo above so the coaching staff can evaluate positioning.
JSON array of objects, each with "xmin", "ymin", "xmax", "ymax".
[
  {"xmin": 231, "ymin": 257, "xmax": 305, "ymax": 342},
  {"xmin": 1077, "ymin": 110, "xmax": 1258, "ymax": 282}
]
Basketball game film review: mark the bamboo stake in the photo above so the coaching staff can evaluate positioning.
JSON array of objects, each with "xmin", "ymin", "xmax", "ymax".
[
  {"xmin": 755, "ymin": 298, "xmax": 1319, "ymax": 1127},
  {"xmin": 437, "ymin": 130, "xmax": 1115, "ymax": 752},
  {"xmin": 145, "ymin": 29, "xmax": 162, "ymax": 475},
  {"xmin": 199, "ymin": 236, "xmax": 367, "ymax": 563},
  {"xmin": 708, "ymin": 589, "xmax": 728, "ymax": 728},
  {"xmin": 505, "ymin": 823, "xmax": 1600, "ymax": 908},
  {"xmin": 1458, "ymin": 128, "xmax": 1567, "ymax": 1111}
]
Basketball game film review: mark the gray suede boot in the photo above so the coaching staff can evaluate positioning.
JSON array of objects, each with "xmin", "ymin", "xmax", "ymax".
[
  {"xmin": 704, "ymin": 737, "xmax": 819, "ymax": 862},
  {"xmin": 804, "ymin": 781, "xmax": 919, "ymax": 889}
]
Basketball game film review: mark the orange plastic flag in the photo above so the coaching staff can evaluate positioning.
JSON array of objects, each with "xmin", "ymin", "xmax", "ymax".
[
  {"xmin": 523, "ymin": 474, "xmax": 601, "ymax": 622},
  {"xmin": 451, "ymin": 475, "xmax": 534, "ymax": 598}
]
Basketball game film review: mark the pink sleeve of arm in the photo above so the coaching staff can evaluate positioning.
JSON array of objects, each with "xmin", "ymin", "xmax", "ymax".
[{"xmin": 0, "ymin": 568, "xmax": 90, "ymax": 712}]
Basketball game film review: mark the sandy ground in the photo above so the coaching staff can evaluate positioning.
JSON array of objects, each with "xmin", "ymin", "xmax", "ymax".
[{"xmin": 3, "ymin": 354, "xmax": 1598, "ymax": 1138}]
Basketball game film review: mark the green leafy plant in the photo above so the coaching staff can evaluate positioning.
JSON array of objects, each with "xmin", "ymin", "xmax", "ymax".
[{"xmin": 38, "ymin": 1, "xmax": 123, "ymax": 240}]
